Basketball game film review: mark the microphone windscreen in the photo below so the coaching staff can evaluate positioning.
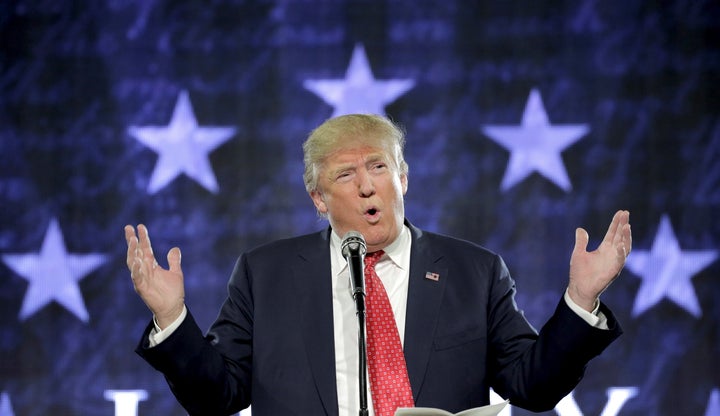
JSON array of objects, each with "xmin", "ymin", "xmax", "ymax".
[{"xmin": 341, "ymin": 231, "xmax": 366, "ymax": 257}]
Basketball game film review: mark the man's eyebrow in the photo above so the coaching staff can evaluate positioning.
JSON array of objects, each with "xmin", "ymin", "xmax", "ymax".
[
  {"xmin": 365, "ymin": 153, "xmax": 387, "ymax": 163},
  {"xmin": 326, "ymin": 153, "xmax": 388, "ymax": 177},
  {"xmin": 328, "ymin": 163, "xmax": 355, "ymax": 176}
]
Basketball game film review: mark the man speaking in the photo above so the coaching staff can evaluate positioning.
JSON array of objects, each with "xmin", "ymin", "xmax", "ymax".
[{"xmin": 125, "ymin": 114, "xmax": 631, "ymax": 416}]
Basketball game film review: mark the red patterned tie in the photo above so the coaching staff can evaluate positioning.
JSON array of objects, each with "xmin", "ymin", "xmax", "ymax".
[{"xmin": 364, "ymin": 250, "xmax": 414, "ymax": 416}]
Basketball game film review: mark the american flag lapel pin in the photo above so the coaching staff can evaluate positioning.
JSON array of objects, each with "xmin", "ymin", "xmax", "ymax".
[{"xmin": 424, "ymin": 271, "xmax": 440, "ymax": 281}]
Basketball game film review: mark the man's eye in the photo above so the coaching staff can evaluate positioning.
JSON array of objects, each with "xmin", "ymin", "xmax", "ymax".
[{"xmin": 336, "ymin": 172, "xmax": 352, "ymax": 182}]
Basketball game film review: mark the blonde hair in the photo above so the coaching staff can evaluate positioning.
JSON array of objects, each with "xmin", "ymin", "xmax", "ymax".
[{"xmin": 302, "ymin": 114, "xmax": 409, "ymax": 194}]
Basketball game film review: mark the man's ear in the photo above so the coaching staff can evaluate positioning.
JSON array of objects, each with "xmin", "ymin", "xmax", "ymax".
[
  {"xmin": 401, "ymin": 173, "xmax": 408, "ymax": 195},
  {"xmin": 310, "ymin": 190, "xmax": 328, "ymax": 214}
]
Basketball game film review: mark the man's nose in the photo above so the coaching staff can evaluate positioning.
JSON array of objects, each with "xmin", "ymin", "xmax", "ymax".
[{"xmin": 357, "ymin": 170, "xmax": 375, "ymax": 197}]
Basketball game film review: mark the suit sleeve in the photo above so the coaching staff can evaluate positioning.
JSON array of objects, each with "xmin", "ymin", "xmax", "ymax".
[
  {"xmin": 487, "ymin": 254, "xmax": 622, "ymax": 412},
  {"xmin": 135, "ymin": 255, "xmax": 254, "ymax": 416}
]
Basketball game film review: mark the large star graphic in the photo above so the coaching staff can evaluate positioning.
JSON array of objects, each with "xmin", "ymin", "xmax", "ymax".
[
  {"xmin": 626, "ymin": 214, "xmax": 718, "ymax": 318},
  {"xmin": 128, "ymin": 90, "xmax": 236, "ymax": 194},
  {"xmin": 1, "ymin": 219, "xmax": 107, "ymax": 323},
  {"xmin": 482, "ymin": 88, "xmax": 589, "ymax": 192},
  {"xmin": 303, "ymin": 43, "xmax": 415, "ymax": 116}
]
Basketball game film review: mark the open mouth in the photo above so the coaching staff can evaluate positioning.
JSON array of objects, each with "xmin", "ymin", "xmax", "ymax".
[{"xmin": 364, "ymin": 207, "xmax": 380, "ymax": 222}]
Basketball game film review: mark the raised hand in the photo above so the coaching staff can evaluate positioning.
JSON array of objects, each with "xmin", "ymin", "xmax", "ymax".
[
  {"xmin": 125, "ymin": 224, "xmax": 185, "ymax": 329},
  {"xmin": 568, "ymin": 210, "xmax": 632, "ymax": 312}
]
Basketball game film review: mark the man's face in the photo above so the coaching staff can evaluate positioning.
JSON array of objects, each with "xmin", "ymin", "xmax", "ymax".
[{"xmin": 310, "ymin": 144, "xmax": 408, "ymax": 253}]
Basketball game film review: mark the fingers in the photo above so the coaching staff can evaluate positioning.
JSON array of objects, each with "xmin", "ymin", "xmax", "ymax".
[
  {"xmin": 614, "ymin": 210, "xmax": 631, "ymax": 254},
  {"xmin": 125, "ymin": 224, "xmax": 159, "ymax": 287},
  {"xmin": 125, "ymin": 225, "xmax": 138, "ymax": 252},
  {"xmin": 619, "ymin": 210, "xmax": 631, "ymax": 256},
  {"xmin": 125, "ymin": 225, "xmax": 145, "ymax": 282},
  {"xmin": 603, "ymin": 210, "xmax": 623, "ymax": 245},
  {"xmin": 137, "ymin": 224, "xmax": 155, "ymax": 260},
  {"xmin": 624, "ymin": 221, "xmax": 632, "ymax": 255},
  {"xmin": 124, "ymin": 224, "xmax": 137, "ymax": 246},
  {"xmin": 604, "ymin": 209, "xmax": 630, "ymax": 240},
  {"xmin": 603, "ymin": 210, "xmax": 631, "ymax": 265}
]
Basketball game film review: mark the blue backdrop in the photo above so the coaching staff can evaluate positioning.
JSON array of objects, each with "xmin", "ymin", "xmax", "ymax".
[{"xmin": 0, "ymin": 1, "xmax": 718, "ymax": 415}]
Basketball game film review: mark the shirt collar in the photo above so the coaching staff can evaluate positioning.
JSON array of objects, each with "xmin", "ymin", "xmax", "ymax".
[{"xmin": 330, "ymin": 225, "xmax": 411, "ymax": 273}]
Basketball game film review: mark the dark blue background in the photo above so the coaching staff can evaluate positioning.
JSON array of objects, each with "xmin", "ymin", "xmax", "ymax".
[{"xmin": 0, "ymin": 1, "xmax": 718, "ymax": 415}]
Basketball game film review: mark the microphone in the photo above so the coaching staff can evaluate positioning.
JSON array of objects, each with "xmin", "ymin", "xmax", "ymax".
[
  {"xmin": 341, "ymin": 231, "xmax": 367, "ymax": 302},
  {"xmin": 341, "ymin": 231, "xmax": 370, "ymax": 416}
]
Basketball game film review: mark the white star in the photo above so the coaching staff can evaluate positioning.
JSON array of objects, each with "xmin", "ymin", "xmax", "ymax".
[
  {"xmin": 0, "ymin": 392, "xmax": 14, "ymax": 416},
  {"xmin": 303, "ymin": 43, "xmax": 415, "ymax": 116},
  {"xmin": 128, "ymin": 90, "xmax": 236, "ymax": 194},
  {"xmin": 626, "ymin": 214, "xmax": 718, "ymax": 318},
  {"xmin": 1, "ymin": 219, "xmax": 107, "ymax": 323},
  {"xmin": 482, "ymin": 88, "xmax": 589, "ymax": 192}
]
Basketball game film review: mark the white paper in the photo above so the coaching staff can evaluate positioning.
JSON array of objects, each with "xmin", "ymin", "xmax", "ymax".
[{"xmin": 394, "ymin": 400, "xmax": 509, "ymax": 416}]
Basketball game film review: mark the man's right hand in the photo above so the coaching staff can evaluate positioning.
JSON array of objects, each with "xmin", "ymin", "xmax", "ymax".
[{"xmin": 125, "ymin": 224, "xmax": 185, "ymax": 329}]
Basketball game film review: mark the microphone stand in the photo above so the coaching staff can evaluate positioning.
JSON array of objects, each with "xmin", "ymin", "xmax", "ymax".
[{"xmin": 347, "ymin": 247, "xmax": 369, "ymax": 416}]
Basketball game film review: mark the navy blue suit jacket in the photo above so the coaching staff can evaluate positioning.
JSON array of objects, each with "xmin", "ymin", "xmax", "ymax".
[{"xmin": 137, "ymin": 222, "xmax": 622, "ymax": 415}]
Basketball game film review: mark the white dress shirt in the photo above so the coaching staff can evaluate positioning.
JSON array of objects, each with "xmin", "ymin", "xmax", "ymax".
[{"xmin": 330, "ymin": 226, "xmax": 412, "ymax": 416}]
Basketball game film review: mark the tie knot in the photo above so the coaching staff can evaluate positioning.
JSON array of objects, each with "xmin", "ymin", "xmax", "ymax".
[{"xmin": 364, "ymin": 250, "xmax": 384, "ymax": 269}]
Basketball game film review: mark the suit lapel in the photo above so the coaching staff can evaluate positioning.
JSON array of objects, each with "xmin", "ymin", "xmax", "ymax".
[
  {"xmin": 403, "ymin": 224, "xmax": 447, "ymax": 401},
  {"xmin": 293, "ymin": 229, "xmax": 339, "ymax": 416}
]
